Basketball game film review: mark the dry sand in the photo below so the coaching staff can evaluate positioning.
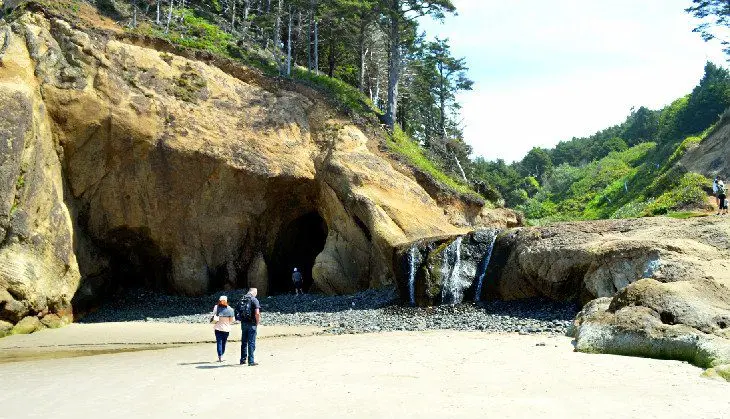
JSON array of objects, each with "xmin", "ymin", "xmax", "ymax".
[{"xmin": 0, "ymin": 324, "xmax": 728, "ymax": 418}]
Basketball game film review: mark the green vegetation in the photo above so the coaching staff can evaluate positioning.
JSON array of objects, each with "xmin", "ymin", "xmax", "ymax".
[
  {"xmin": 387, "ymin": 127, "xmax": 479, "ymax": 198},
  {"xmin": 167, "ymin": 63, "xmax": 207, "ymax": 102},
  {"xmin": 472, "ymin": 61, "xmax": 730, "ymax": 222}
]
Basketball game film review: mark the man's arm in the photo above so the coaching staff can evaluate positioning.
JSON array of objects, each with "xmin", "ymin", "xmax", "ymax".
[{"xmin": 254, "ymin": 308, "xmax": 261, "ymax": 326}]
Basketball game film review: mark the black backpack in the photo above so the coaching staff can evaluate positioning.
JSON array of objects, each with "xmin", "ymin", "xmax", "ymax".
[{"xmin": 235, "ymin": 295, "xmax": 253, "ymax": 322}]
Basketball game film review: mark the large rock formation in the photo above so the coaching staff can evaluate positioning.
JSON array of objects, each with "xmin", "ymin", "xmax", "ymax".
[
  {"xmin": 570, "ymin": 277, "xmax": 730, "ymax": 372},
  {"xmin": 395, "ymin": 216, "xmax": 730, "ymax": 307},
  {"xmin": 0, "ymin": 4, "xmax": 511, "ymax": 333},
  {"xmin": 485, "ymin": 217, "xmax": 730, "ymax": 304},
  {"xmin": 679, "ymin": 116, "xmax": 730, "ymax": 180}
]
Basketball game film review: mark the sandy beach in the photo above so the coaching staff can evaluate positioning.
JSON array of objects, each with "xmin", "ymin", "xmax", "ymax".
[{"xmin": 0, "ymin": 324, "xmax": 728, "ymax": 419}]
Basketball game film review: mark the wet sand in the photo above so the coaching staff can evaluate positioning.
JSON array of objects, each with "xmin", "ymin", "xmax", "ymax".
[{"xmin": 0, "ymin": 326, "xmax": 728, "ymax": 418}]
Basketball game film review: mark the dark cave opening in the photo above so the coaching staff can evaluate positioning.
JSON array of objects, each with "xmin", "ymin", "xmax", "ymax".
[
  {"xmin": 103, "ymin": 227, "xmax": 172, "ymax": 292},
  {"xmin": 269, "ymin": 212, "xmax": 328, "ymax": 295}
]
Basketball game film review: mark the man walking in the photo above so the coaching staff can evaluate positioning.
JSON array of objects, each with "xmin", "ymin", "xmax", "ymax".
[
  {"xmin": 235, "ymin": 288, "xmax": 261, "ymax": 366},
  {"xmin": 292, "ymin": 267, "xmax": 304, "ymax": 295}
]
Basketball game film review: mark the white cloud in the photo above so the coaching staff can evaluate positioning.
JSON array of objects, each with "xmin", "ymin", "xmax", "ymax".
[{"xmin": 421, "ymin": 0, "xmax": 728, "ymax": 162}]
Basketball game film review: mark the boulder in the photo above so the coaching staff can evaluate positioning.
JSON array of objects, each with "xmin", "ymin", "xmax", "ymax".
[
  {"xmin": 571, "ymin": 277, "xmax": 730, "ymax": 368},
  {"xmin": 40, "ymin": 313, "xmax": 68, "ymax": 329},
  {"xmin": 487, "ymin": 217, "xmax": 730, "ymax": 303},
  {"xmin": 702, "ymin": 364, "xmax": 730, "ymax": 382},
  {"xmin": 0, "ymin": 320, "xmax": 12, "ymax": 338},
  {"xmin": 0, "ymin": 292, "xmax": 28, "ymax": 323},
  {"xmin": 11, "ymin": 315, "xmax": 43, "ymax": 335}
]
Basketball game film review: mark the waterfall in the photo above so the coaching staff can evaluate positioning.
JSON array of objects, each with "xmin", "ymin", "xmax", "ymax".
[
  {"xmin": 441, "ymin": 236, "xmax": 463, "ymax": 305},
  {"xmin": 474, "ymin": 230, "xmax": 498, "ymax": 302},
  {"xmin": 408, "ymin": 245, "xmax": 417, "ymax": 306}
]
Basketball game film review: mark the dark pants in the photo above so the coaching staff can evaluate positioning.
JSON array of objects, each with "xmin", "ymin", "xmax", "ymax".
[
  {"xmin": 215, "ymin": 330, "xmax": 229, "ymax": 357},
  {"xmin": 240, "ymin": 324, "xmax": 257, "ymax": 364},
  {"xmin": 720, "ymin": 194, "xmax": 727, "ymax": 210}
]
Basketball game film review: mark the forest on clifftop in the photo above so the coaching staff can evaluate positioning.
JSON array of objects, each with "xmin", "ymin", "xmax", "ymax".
[{"xmin": 3, "ymin": 0, "xmax": 729, "ymax": 220}]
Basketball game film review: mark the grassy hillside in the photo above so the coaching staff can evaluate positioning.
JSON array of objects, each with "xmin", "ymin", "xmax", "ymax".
[{"xmin": 472, "ymin": 62, "xmax": 730, "ymax": 223}]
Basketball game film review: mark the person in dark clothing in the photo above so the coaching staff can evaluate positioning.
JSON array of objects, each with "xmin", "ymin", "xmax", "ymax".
[
  {"xmin": 292, "ymin": 267, "xmax": 304, "ymax": 295},
  {"xmin": 236, "ymin": 288, "xmax": 261, "ymax": 366}
]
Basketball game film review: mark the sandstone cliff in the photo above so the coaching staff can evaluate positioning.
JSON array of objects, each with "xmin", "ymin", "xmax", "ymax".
[{"xmin": 0, "ymin": 4, "xmax": 515, "ymax": 334}]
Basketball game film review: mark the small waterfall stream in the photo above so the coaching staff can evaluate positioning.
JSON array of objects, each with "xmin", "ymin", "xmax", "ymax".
[
  {"xmin": 400, "ymin": 228, "xmax": 502, "ymax": 306},
  {"xmin": 440, "ymin": 236, "xmax": 464, "ymax": 304},
  {"xmin": 408, "ymin": 245, "xmax": 417, "ymax": 306},
  {"xmin": 474, "ymin": 231, "xmax": 498, "ymax": 302}
]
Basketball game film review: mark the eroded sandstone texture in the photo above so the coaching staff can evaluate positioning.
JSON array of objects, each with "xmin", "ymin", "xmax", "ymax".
[{"xmin": 0, "ymin": 10, "xmax": 513, "ymax": 334}]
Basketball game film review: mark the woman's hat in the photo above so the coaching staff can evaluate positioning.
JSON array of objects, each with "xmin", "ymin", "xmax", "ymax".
[{"xmin": 219, "ymin": 295, "xmax": 228, "ymax": 302}]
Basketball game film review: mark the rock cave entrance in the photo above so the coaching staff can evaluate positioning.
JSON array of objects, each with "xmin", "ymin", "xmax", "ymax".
[
  {"xmin": 104, "ymin": 228, "xmax": 172, "ymax": 292},
  {"xmin": 269, "ymin": 212, "xmax": 328, "ymax": 295}
]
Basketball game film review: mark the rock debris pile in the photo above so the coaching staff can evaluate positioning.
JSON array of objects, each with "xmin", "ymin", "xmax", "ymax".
[{"xmin": 80, "ymin": 288, "xmax": 578, "ymax": 335}]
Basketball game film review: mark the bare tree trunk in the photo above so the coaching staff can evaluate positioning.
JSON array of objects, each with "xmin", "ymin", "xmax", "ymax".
[
  {"xmin": 274, "ymin": 0, "xmax": 282, "ymax": 49},
  {"xmin": 294, "ymin": 9, "xmax": 302, "ymax": 66},
  {"xmin": 384, "ymin": 5, "xmax": 400, "ymax": 129},
  {"xmin": 327, "ymin": 25, "xmax": 335, "ymax": 77},
  {"xmin": 286, "ymin": 5, "xmax": 292, "ymax": 77},
  {"xmin": 307, "ymin": 9, "xmax": 312, "ymax": 71},
  {"xmin": 156, "ymin": 0, "xmax": 161, "ymax": 24},
  {"xmin": 453, "ymin": 152, "xmax": 468, "ymax": 183},
  {"xmin": 439, "ymin": 63, "xmax": 446, "ymax": 138},
  {"xmin": 231, "ymin": 0, "xmax": 237, "ymax": 31},
  {"xmin": 358, "ymin": 18, "xmax": 367, "ymax": 92},
  {"xmin": 244, "ymin": 0, "xmax": 250, "ymax": 19},
  {"xmin": 313, "ymin": 17, "xmax": 319, "ymax": 74},
  {"xmin": 165, "ymin": 0, "xmax": 174, "ymax": 33},
  {"xmin": 132, "ymin": 0, "xmax": 138, "ymax": 28}
]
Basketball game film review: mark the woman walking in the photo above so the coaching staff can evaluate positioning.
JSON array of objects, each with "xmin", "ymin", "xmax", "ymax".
[{"xmin": 212, "ymin": 295, "xmax": 235, "ymax": 362}]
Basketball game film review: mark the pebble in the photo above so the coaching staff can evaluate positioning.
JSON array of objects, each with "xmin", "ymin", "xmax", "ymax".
[{"xmin": 80, "ymin": 287, "xmax": 579, "ymax": 336}]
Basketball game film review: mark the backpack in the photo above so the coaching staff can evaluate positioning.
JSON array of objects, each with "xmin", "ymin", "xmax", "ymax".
[
  {"xmin": 718, "ymin": 181, "xmax": 726, "ymax": 196},
  {"xmin": 235, "ymin": 295, "xmax": 253, "ymax": 322}
]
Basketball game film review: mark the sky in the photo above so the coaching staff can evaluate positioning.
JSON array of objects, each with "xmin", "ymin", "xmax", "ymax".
[{"xmin": 420, "ymin": 0, "xmax": 729, "ymax": 163}]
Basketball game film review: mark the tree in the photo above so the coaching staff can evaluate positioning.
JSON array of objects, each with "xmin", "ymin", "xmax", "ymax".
[
  {"xmin": 681, "ymin": 61, "xmax": 730, "ymax": 134},
  {"xmin": 621, "ymin": 106, "xmax": 658, "ymax": 145},
  {"xmin": 379, "ymin": 0, "xmax": 455, "ymax": 129},
  {"xmin": 686, "ymin": 0, "xmax": 730, "ymax": 55},
  {"xmin": 519, "ymin": 147, "xmax": 553, "ymax": 181}
]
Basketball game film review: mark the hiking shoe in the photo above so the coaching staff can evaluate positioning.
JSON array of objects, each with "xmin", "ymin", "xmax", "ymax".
[{"xmin": 248, "ymin": 362, "xmax": 259, "ymax": 366}]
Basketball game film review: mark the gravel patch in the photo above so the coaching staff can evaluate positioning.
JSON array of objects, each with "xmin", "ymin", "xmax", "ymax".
[{"xmin": 80, "ymin": 287, "xmax": 579, "ymax": 335}]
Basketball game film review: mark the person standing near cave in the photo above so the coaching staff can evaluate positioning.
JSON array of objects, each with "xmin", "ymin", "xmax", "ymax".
[
  {"xmin": 212, "ymin": 295, "xmax": 235, "ymax": 362},
  {"xmin": 292, "ymin": 267, "xmax": 304, "ymax": 295},
  {"xmin": 236, "ymin": 288, "xmax": 261, "ymax": 366},
  {"xmin": 716, "ymin": 178, "xmax": 728, "ymax": 215}
]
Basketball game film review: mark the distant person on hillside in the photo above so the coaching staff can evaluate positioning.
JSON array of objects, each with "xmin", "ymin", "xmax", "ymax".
[
  {"xmin": 211, "ymin": 295, "xmax": 235, "ymax": 362},
  {"xmin": 292, "ymin": 267, "xmax": 304, "ymax": 295},
  {"xmin": 713, "ymin": 176, "xmax": 721, "ymax": 209},
  {"xmin": 235, "ymin": 288, "xmax": 261, "ymax": 366},
  {"xmin": 717, "ymin": 179, "xmax": 728, "ymax": 215}
]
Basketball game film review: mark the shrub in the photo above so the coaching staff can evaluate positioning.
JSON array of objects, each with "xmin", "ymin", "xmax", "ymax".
[
  {"xmin": 387, "ymin": 127, "xmax": 480, "ymax": 199},
  {"xmin": 643, "ymin": 172, "xmax": 710, "ymax": 215}
]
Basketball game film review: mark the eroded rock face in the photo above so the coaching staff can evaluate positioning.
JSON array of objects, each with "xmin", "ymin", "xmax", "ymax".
[
  {"xmin": 0, "ymin": 9, "xmax": 506, "ymax": 333},
  {"xmin": 571, "ymin": 277, "xmax": 730, "ymax": 369},
  {"xmin": 486, "ymin": 217, "xmax": 730, "ymax": 304}
]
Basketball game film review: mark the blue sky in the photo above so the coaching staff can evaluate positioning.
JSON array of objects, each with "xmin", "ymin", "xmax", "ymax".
[{"xmin": 420, "ymin": 0, "xmax": 728, "ymax": 162}]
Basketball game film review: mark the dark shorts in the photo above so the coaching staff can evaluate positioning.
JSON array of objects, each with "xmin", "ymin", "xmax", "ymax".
[
  {"xmin": 294, "ymin": 281, "xmax": 303, "ymax": 288},
  {"xmin": 720, "ymin": 194, "xmax": 727, "ymax": 209}
]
